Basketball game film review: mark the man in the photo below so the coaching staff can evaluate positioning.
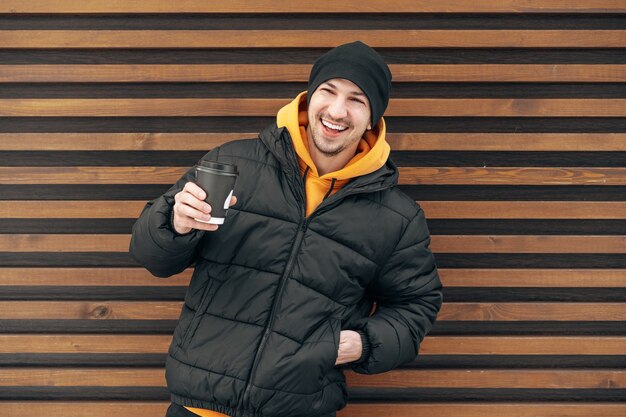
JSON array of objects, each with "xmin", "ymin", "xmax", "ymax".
[{"xmin": 130, "ymin": 41, "xmax": 442, "ymax": 417}]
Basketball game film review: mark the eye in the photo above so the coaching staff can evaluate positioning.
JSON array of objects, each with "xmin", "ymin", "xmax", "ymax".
[
  {"xmin": 350, "ymin": 97, "xmax": 365, "ymax": 105},
  {"xmin": 320, "ymin": 87, "xmax": 334, "ymax": 94}
]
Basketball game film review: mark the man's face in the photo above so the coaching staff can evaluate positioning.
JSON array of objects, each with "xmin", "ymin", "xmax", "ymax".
[{"xmin": 307, "ymin": 78, "xmax": 372, "ymax": 158}]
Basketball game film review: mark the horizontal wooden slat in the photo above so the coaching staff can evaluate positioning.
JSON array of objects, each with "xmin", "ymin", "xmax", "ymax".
[
  {"xmin": 0, "ymin": 367, "xmax": 165, "ymax": 386},
  {"xmin": 0, "ymin": 402, "xmax": 169, "ymax": 417},
  {"xmin": 0, "ymin": 201, "xmax": 147, "ymax": 218},
  {"xmin": 1, "ymin": 133, "xmax": 626, "ymax": 151},
  {"xmin": 338, "ymin": 404, "xmax": 626, "ymax": 417},
  {"xmin": 2, "ymin": 335, "xmax": 624, "ymax": 355},
  {"xmin": 439, "ymin": 269, "xmax": 626, "ymax": 287},
  {"xmin": 2, "ymin": 267, "xmax": 625, "ymax": 288},
  {"xmin": 438, "ymin": 303, "xmax": 626, "ymax": 321},
  {"xmin": 420, "ymin": 336, "xmax": 626, "ymax": 355},
  {"xmin": 2, "ymin": 64, "xmax": 626, "ymax": 82},
  {"xmin": 1, "ymin": 30, "xmax": 625, "ymax": 48},
  {"xmin": 4, "ymin": 201, "xmax": 626, "ymax": 220},
  {"xmin": 3, "ymin": 167, "xmax": 626, "ymax": 185},
  {"xmin": 1, "ymin": 98, "xmax": 625, "ymax": 117},
  {"xmin": 0, "ymin": 167, "xmax": 186, "ymax": 184},
  {"xmin": 2, "ymin": 368, "xmax": 624, "ymax": 389},
  {"xmin": 430, "ymin": 235, "xmax": 626, "ymax": 253},
  {"xmin": 346, "ymin": 369, "xmax": 626, "ymax": 388},
  {"xmin": 422, "ymin": 201, "xmax": 626, "ymax": 219},
  {"xmin": 387, "ymin": 133, "xmax": 626, "ymax": 151},
  {"xmin": 0, "ymin": 403, "xmax": 624, "ymax": 417},
  {"xmin": 402, "ymin": 167, "xmax": 626, "ymax": 185},
  {"xmin": 0, "ymin": 268, "xmax": 191, "ymax": 286},
  {"xmin": 0, "ymin": 234, "xmax": 132, "ymax": 252},
  {"xmin": 3, "ymin": 0, "xmax": 626, "ymax": 13},
  {"xmin": 0, "ymin": 335, "xmax": 172, "ymax": 353},
  {"xmin": 0, "ymin": 301, "xmax": 183, "ymax": 319},
  {"xmin": 1, "ymin": 301, "xmax": 623, "ymax": 321},
  {"xmin": 0, "ymin": 133, "xmax": 244, "ymax": 151},
  {"xmin": 3, "ymin": 234, "xmax": 626, "ymax": 253}
]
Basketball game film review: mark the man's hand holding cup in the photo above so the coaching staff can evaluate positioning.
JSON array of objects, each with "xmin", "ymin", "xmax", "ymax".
[{"xmin": 172, "ymin": 182, "xmax": 237, "ymax": 234}]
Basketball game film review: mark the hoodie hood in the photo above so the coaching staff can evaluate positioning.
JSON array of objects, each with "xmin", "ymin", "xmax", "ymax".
[{"xmin": 276, "ymin": 91, "xmax": 391, "ymax": 216}]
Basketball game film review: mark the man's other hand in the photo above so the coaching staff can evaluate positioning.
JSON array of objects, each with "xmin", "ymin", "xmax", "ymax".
[{"xmin": 334, "ymin": 330, "xmax": 363, "ymax": 365}]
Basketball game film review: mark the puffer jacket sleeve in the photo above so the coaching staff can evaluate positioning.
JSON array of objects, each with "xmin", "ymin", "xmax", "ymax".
[
  {"xmin": 351, "ymin": 207, "xmax": 443, "ymax": 374},
  {"xmin": 128, "ymin": 148, "xmax": 219, "ymax": 278}
]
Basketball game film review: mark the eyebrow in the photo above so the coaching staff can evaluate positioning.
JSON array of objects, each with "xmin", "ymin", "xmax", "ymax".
[{"xmin": 324, "ymin": 81, "xmax": 367, "ymax": 97}]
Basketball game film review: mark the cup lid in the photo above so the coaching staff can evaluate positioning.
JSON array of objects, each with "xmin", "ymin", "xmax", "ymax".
[{"xmin": 198, "ymin": 160, "xmax": 238, "ymax": 174}]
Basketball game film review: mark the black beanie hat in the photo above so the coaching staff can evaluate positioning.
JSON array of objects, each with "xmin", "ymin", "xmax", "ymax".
[{"xmin": 307, "ymin": 41, "xmax": 392, "ymax": 127}]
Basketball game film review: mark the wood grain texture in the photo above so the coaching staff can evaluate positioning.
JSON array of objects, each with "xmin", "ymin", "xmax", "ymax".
[
  {"xmin": 3, "ymin": 0, "xmax": 626, "ymax": 13},
  {"xmin": 0, "ymin": 268, "xmax": 191, "ymax": 286},
  {"xmin": 0, "ymin": 402, "xmax": 624, "ymax": 417},
  {"xmin": 1, "ymin": 368, "xmax": 624, "ymax": 389},
  {"xmin": 438, "ymin": 303, "xmax": 626, "ymax": 321},
  {"xmin": 0, "ymin": 334, "xmax": 173, "ymax": 353},
  {"xmin": 345, "ymin": 369, "xmax": 626, "ymax": 388},
  {"xmin": 420, "ymin": 336, "xmax": 626, "ymax": 355},
  {"xmin": 421, "ymin": 202, "xmax": 626, "ymax": 219},
  {"xmin": 401, "ymin": 167, "xmax": 626, "ymax": 185},
  {"xmin": 0, "ymin": 301, "xmax": 183, "ymax": 319},
  {"xmin": 1, "ymin": 98, "xmax": 625, "ymax": 117},
  {"xmin": 0, "ymin": 133, "xmax": 248, "ymax": 151},
  {"xmin": 0, "ymin": 367, "xmax": 166, "ymax": 386},
  {"xmin": 4, "ymin": 201, "xmax": 626, "ymax": 219},
  {"xmin": 2, "ymin": 301, "xmax": 623, "ymax": 321},
  {"xmin": 0, "ymin": 201, "xmax": 149, "ymax": 219},
  {"xmin": 2, "ymin": 267, "xmax": 625, "ymax": 288},
  {"xmin": 337, "ymin": 403, "xmax": 626, "ymax": 417},
  {"xmin": 430, "ymin": 235, "xmax": 626, "ymax": 253},
  {"xmin": 438, "ymin": 269, "xmax": 626, "ymax": 287},
  {"xmin": 1, "ymin": 30, "xmax": 625, "ymax": 48},
  {"xmin": 2, "ymin": 133, "xmax": 626, "ymax": 151},
  {"xmin": 2, "ymin": 64, "xmax": 625, "ymax": 82},
  {"xmin": 4, "ymin": 167, "xmax": 626, "ymax": 185},
  {"xmin": 2, "ymin": 335, "xmax": 625, "ymax": 355},
  {"xmin": 3, "ymin": 233, "xmax": 625, "ymax": 253}
]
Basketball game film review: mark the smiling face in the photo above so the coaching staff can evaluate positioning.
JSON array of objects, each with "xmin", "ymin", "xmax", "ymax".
[{"xmin": 306, "ymin": 78, "xmax": 372, "ymax": 160}]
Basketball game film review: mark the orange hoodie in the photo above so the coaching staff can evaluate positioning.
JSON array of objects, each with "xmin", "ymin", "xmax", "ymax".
[{"xmin": 183, "ymin": 91, "xmax": 389, "ymax": 417}]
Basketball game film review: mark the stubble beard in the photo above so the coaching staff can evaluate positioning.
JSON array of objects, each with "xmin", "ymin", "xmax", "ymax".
[{"xmin": 310, "ymin": 113, "xmax": 360, "ymax": 157}]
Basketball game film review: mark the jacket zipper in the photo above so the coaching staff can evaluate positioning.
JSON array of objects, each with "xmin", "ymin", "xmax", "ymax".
[
  {"xmin": 240, "ymin": 169, "xmax": 309, "ymax": 411},
  {"xmin": 239, "ymin": 156, "xmax": 393, "ymax": 411}
]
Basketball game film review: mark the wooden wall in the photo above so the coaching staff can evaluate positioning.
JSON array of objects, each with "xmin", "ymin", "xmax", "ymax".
[{"xmin": 1, "ymin": 1, "xmax": 625, "ymax": 416}]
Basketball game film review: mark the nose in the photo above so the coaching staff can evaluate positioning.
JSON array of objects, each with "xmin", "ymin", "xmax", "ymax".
[{"xmin": 327, "ymin": 97, "xmax": 348, "ymax": 120}]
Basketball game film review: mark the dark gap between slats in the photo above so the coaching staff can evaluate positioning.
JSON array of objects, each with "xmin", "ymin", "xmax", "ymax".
[
  {"xmin": 0, "ymin": 387, "xmax": 624, "ymax": 402},
  {"xmin": 2, "ymin": 13, "xmax": 625, "ymax": 30},
  {"xmin": 1, "ymin": 49, "xmax": 624, "ymax": 65},
  {"xmin": 2, "ymin": 320, "xmax": 623, "ymax": 335},
  {"xmin": 1, "ymin": 117, "xmax": 625, "ymax": 133},
  {"xmin": 347, "ymin": 388, "xmax": 626, "ymax": 403},
  {"xmin": 2, "ymin": 353, "xmax": 624, "ymax": 368},
  {"xmin": 3, "ymin": 83, "xmax": 626, "ymax": 98},
  {"xmin": 5, "ymin": 219, "xmax": 626, "ymax": 235},
  {"xmin": 1, "ymin": 286, "xmax": 624, "ymax": 302},
  {"xmin": 3, "ymin": 151, "xmax": 626, "ymax": 167},
  {"xmin": 1, "ymin": 253, "xmax": 624, "ymax": 268},
  {"xmin": 2, "ymin": 184, "xmax": 625, "ymax": 201}
]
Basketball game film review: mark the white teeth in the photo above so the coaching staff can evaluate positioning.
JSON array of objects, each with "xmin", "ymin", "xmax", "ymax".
[{"xmin": 321, "ymin": 119, "xmax": 347, "ymax": 131}]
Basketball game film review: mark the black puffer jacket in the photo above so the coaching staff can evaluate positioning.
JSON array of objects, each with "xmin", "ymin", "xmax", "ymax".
[{"xmin": 129, "ymin": 123, "xmax": 443, "ymax": 417}]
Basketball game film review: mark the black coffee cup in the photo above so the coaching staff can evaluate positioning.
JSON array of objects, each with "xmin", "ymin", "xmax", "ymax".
[{"xmin": 194, "ymin": 160, "xmax": 238, "ymax": 225}]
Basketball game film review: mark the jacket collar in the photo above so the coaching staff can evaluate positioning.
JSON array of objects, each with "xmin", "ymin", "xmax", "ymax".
[{"xmin": 259, "ymin": 123, "xmax": 398, "ymax": 195}]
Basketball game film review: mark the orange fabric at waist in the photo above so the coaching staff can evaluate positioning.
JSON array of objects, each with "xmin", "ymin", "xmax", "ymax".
[{"xmin": 183, "ymin": 406, "xmax": 229, "ymax": 417}]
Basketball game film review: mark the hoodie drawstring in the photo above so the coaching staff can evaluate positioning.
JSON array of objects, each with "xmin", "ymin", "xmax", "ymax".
[{"xmin": 322, "ymin": 178, "xmax": 337, "ymax": 201}]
